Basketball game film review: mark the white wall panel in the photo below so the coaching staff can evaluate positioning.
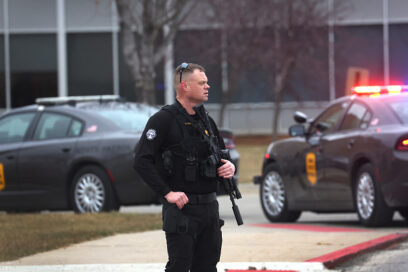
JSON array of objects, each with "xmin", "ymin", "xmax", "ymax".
[
  {"xmin": 9, "ymin": 0, "xmax": 56, "ymax": 32},
  {"xmin": 66, "ymin": 0, "xmax": 115, "ymax": 32}
]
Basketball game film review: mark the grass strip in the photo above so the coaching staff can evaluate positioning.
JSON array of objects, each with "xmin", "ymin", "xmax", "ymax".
[
  {"xmin": 0, "ymin": 212, "xmax": 161, "ymax": 262},
  {"xmin": 236, "ymin": 144, "xmax": 268, "ymax": 184}
]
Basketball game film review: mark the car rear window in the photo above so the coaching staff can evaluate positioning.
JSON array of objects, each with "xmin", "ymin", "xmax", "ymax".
[
  {"xmin": 389, "ymin": 100, "xmax": 408, "ymax": 124},
  {"xmin": 81, "ymin": 103, "xmax": 157, "ymax": 132}
]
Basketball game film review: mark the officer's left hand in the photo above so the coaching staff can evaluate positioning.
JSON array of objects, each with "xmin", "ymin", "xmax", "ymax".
[{"xmin": 217, "ymin": 159, "xmax": 235, "ymax": 179}]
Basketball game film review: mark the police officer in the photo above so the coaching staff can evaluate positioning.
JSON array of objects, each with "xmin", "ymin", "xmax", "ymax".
[{"xmin": 134, "ymin": 62, "xmax": 235, "ymax": 272}]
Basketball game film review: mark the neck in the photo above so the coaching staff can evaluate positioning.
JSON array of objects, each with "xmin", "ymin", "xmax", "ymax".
[{"xmin": 176, "ymin": 97, "xmax": 197, "ymax": 115}]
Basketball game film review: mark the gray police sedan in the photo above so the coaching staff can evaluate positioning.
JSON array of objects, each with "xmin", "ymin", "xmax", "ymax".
[
  {"xmin": 254, "ymin": 86, "xmax": 408, "ymax": 227},
  {"xmin": 0, "ymin": 96, "xmax": 239, "ymax": 213}
]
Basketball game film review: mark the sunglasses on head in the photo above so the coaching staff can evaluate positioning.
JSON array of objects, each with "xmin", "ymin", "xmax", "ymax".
[{"xmin": 179, "ymin": 62, "xmax": 189, "ymax": 83}]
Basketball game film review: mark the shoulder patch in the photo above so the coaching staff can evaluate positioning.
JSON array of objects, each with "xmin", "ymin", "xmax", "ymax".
[{"xmin": 146, "ymin": 129, "xmax": 157, "ymax": 141}]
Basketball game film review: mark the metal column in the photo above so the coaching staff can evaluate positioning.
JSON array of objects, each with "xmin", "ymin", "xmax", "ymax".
[
  {"xmin": 57, "ymin": 0, "xmax": 67, "ymax": 97},
  {"xmin": 383, "ymin": 0, "xmax": 390, "ymax": 85},
  {"xmin": 328, "ymin": 0, "xmax": 336, "ymax": 101},
  {"xmin": 163, "ymin": 25, "xmax": 174, "ymax": 105},
  {"xmin": 3, "ymin": 0, "xmax": 11, "ymax": 110},
  {"xmin": 111, "ymin": 1, "xmax": 119, "ymax": 96}
]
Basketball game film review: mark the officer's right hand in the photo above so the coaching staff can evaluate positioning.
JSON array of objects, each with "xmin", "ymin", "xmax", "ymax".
[{"xmin": 165, "ymin": 191, "xmax": 189, "ymax": 210}]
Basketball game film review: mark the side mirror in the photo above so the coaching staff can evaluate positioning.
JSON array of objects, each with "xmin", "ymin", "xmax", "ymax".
[
  {"xmin": 294, "ymin": 111, "xmax": 308, "ymax": 123},
  {"xmin": 289, "ymin": 124, "xmax": 305, "ymax": 137}
]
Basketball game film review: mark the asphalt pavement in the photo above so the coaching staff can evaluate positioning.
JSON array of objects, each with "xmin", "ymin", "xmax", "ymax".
[{"xmin": 1, "ymin": 184, "xmax": 407, "ymax": 272}]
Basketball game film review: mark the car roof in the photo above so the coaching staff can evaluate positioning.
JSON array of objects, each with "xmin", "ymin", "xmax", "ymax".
[{"xmin": 1, "ymin": 96, "xmax": 157, "ymax": 132}]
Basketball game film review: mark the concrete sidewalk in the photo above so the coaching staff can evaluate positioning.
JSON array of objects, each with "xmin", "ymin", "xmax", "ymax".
[{"xmin": 1, "ymin": 184, "xmax": 407, "ymax": 271}]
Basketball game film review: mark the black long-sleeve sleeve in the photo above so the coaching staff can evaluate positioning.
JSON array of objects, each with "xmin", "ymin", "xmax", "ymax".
[{"xmin": 134, "ymin": 110, "xmax": 173, "ymax": 197}]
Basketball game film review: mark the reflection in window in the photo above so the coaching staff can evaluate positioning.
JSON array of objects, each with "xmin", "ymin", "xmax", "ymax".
[
  {"xmin": 340, "ymin": 103, "xmax": 370, "ymax": 130},
  {"xmin": 310, "ymin": 101, "xmax": 349, "ymax": 135},
  {"xmin": 390, "ymin": 101, "xmax": 408, "ymax": 124},
  {"xmin": 0, "ymin": 113, "xmax": 36, "ymax": 144},
  {"xmin": 68, "ymin": 120, "xmax": 83, "ymax": 137},
  {"xmin": 34, "ymin": 113, "xmax": 82, "ymax": 140}
]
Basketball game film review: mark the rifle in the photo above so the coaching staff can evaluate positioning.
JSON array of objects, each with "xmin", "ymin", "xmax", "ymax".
[{"xmin": 193, "ymin": 104, "xmax": 243, "ymax": 226}]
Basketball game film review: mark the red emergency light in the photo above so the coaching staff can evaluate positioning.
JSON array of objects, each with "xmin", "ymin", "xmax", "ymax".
[{"xmin": 353, "ymin": 85, "xmax": 408, "ymax": 97}]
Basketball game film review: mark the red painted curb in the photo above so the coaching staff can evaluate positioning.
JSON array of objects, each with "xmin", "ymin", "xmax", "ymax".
[{"xmin": 306, "ymin": 232, "xmax": 408, "ymax": 268}]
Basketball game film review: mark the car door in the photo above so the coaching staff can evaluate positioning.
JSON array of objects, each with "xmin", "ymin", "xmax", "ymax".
[
  {"xmin": 320, "ymin": 102, "xmax": 372, "ymax": 206},
  {"xmin": 17, "ymin": 112, "xmax": 83, "ymax": 209},
  {"xmin": 0, "ymin": 112, "xmax": 37, "ymax": 209},
  {"xmin": 302, "ymin": 101, "xmax": 350, "ymax": 204}
]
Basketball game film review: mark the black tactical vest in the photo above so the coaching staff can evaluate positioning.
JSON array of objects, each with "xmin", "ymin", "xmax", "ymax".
[{"xmin": 161, "ymin": 103, "xmax": 217, "ymax": 185}]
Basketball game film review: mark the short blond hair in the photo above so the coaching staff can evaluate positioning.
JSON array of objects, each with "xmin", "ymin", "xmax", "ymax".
[{"xmin": 173, "ymin": 62, "xmax": 205, "ymax": 87}]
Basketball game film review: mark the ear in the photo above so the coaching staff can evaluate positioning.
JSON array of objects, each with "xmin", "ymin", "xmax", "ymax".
[{"xmin": 180, "ymin": 81, "xmax": 189, "ymax": 92}]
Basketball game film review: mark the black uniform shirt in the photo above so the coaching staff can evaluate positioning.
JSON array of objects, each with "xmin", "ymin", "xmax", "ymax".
[{"xmin": 134, "ymin": 101, "xmax": 226, "ymax": 197}]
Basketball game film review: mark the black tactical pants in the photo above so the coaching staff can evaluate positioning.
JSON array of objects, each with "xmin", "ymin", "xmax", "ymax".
[{"xmin": 162, "ymin": 200, "xmax": 223, "ymax": 272}]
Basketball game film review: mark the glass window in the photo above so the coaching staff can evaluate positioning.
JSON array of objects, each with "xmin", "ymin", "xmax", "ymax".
[
  {"xmin": 34, "ymin": 113, "xmax": 81, "ymax": 140},
  {"xmin": 389, "ymin": 100, "xmax": 408, "ymax": 124},
  {"xmin": 0, "ymin": 112, "xmax": 36, "ymax": 144},
  {"xmin": 79, "ymin": 102, "xmax": 156, "ymax": 132},
  {"xmin": 310, "ymin": 101, "xmax": 349, "ymax": 135},
  {"xmin": 340, "ymin": 103, "xmax": 371, "ymax": 130},
  {"xmin": 334, "ymin": 25, "xmax": 383, "ymax": 98},
  {"xmin": 68, "ymin": 33, "xmax": 113, "ymax": 96},
  {"xmin": 10, "ymin": 34, "xmax": 57, "ymax": 107},
  {"xmin": 68, "ymin": 119, "xmax": 83, "ymax": 137}
]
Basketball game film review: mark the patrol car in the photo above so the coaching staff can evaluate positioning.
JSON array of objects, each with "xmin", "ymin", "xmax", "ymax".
[
  {"xmin": 0, "ymin": 96, "xmax": 239, "ymax": 213},
  {"xmin": 254, "ymin": 86, "xmax": 408, "ymax": 226}
]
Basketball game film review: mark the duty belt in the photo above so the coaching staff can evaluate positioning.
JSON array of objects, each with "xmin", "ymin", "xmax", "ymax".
[{"xmin": 186, "ymin": 192, "xmax": 217, "ymax": 205}]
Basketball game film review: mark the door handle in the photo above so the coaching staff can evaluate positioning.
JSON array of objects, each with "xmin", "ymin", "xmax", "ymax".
[
  {"xmin": 6, "ymin": 155, "xmax": 14, "ymax": 160},
  {"xmin": 62, "ymin": 148, "xmax": 71, "ymax": 153},
  {"xmin": 348, "ymin": 139, "xmax": 355, "ymax": 149}
]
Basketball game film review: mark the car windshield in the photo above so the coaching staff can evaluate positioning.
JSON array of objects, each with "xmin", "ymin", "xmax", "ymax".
[
  {"xmin": 388, "ymin": 99, "xmax": 408, "ymax": 124},
  {"xmin": 80, "ymin": 102, "xmax": 157, "ymax": 132}
]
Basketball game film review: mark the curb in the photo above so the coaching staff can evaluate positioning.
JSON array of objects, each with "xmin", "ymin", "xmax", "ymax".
[{"xmin": 306, "ymin": 232, "xmax": 408, "ymax": 269}]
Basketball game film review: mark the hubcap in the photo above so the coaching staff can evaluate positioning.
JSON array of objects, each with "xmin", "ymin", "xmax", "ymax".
[
  {"xmin": 74, "ymin": 173, "xmax": 105, "ymax": 213},
  {"xmin": 262, "ymin": 171, "xmax": 285, "ymax": 216},
  {"xmin": 356, "ymin": 172, "xmax": 375, "ymax": 220}
]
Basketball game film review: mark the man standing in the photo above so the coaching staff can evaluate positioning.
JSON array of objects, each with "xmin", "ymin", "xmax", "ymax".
[{"xmin": 134, "ymin": 62, "xmax": 235, "ymax": 272}]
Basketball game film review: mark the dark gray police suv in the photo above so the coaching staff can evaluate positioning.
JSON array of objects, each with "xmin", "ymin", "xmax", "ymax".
[
  {"xmin": 0, "ymin": 96, "xmax": 159, "ymax": 213},
  {"xmin": 254, "ymin": 85, "xmax": 408, "ymax": 226},
  {"xmin": 0, "ymin": 96, "xmax": 239, "ymax": 213}
]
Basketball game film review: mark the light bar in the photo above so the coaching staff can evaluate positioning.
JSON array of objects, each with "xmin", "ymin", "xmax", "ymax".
[
  {"xmin": 352, "ymin": 85, "xmax": 408, "ymax": 97},
  {"xmin": 36, "ymin": 95, "xmax": 122, "ymax": 105}
]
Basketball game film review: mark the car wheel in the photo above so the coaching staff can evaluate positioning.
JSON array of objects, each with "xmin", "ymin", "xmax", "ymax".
[
  {"xmin": 355, "ymin": 163, "xmax": 393, "ymax": 227},
  {"xmin": 71, "ymin": 166, "xmax": 118, "ymax": 213},
  {"xmin": 260, "ymin": 164, "xmax": 301, "ymax": 222}
]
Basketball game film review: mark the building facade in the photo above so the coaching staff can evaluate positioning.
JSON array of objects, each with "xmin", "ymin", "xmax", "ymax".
[{"xmin": 1, "ymin": 0, "xmax": 408, "ymax": 134}]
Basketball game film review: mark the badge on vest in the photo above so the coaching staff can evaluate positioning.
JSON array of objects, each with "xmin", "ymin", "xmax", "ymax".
[{"xmin": 146, "ymin": 129, "xmax": 157, "ymax": 140}]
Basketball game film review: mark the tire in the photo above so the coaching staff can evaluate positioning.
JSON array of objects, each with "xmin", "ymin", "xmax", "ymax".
[
  {"xmin": 354, "ymin": 163, "xmax": 393, "ymax": 227},
  {"xmin": 71, "ymin": 166, "xmax": 119, "ymax": 213},
  {"xmin": 260, "ymin": 164, "xmax": 301, "ymax": 222}
]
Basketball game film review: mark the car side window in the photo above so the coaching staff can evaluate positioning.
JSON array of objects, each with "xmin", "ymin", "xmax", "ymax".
[
  {"xmin": 68, "ymin": 119, "xmax": 83, "ymax": 137},
  {"xmin": 0, "ymin": 113, "xmax": 36, "ymax": 144},
  {"xmin": 33, "ymin": 113, "xmax": 82, "ymax": 140},
  {"xmin": 339, "ymin": 103, "xmax": 371, "ymax": 131},
  {"xmin": 309, "ymin": 102, "xmax": 348, "ymax": 135}
]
